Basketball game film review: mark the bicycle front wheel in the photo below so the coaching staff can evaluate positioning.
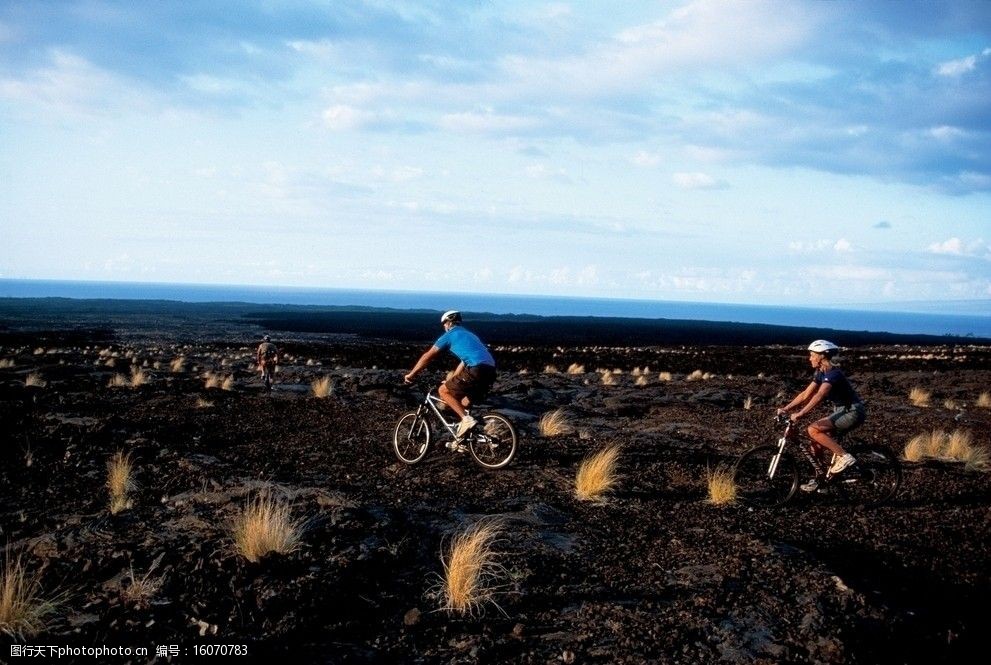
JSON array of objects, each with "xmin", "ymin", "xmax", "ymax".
[
  {"xmin": 734, "ymin": 445, "xmax": 799, "ymax": 507},
  {"xmin": 468, "ymin": 413, "xmax": 517, "ymax": 469},
  {"xmin": 834, "ymin": 444, "xmax": 901, "ymax": 507},
  {"xmin": 393, "ymin": 412, "xmax": 431, "ymax": 464}
]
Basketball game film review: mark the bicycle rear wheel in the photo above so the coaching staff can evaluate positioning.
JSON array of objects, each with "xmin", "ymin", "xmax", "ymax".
[
  {"xmin": 393, "ymin": 412, "xmax": 431, "ymax": 464},
  {"xmin": 734, "ymin": 445, "xmax": 799, "ymax": 507},
  {"xmin": 833, "ymin": 444, "xmax": 901, "ymax": 507},
  {"xmin": 468, "ymin": 413, "xmax": 517, "ymax": 469}
]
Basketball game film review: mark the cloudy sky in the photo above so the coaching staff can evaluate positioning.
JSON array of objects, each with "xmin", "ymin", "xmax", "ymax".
[{"xmin": 1, "ymin": 1, "xmax": 989, "ymax": 308}]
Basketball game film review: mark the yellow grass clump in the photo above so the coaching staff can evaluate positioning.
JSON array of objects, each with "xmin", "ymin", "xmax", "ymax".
[
  {"xmin": 195, "ymin": 397, "xmax": 214, "ymax": 409},
  {"xmin": 24, "ymin": 373, "xmax": 46, "ymax": 388},
  {"xmin": 129, "ymin": 367, "xmax": 149, "ymax": 387},
  {"xmin": 635, "ymin": 375, "xmax": 649, "ymax": 386},
  {"xmin": 221, "ymin": 375, "xmax": 235, "ymax": 391},
  {"xmin": 311, "ymin": 376, "xmax": 333, "ymax": 398},
  {"xmin": 120, "ymin": 555, "xmax": 164, "ymax": 608},
  {"xmin": 232, "ymin": 495, "xmax": 304, "ymax": 563},
  {"xmin": 439, "ymin": 520, "xmax": 504, "ymax": 615},
  {"xmin": 566, "ymin": 363, "xmax": 585, "ymax": 374},
  {"xmin": 600, "ymin": 371, "xmax": 616, "ymax": 386},
  {"xmin": 107, "ymin": 451, "xmax": 136, "ymax": 514},
  {"xmin": 706, "ymin": 465, "xmax": 737, "ymax": 505},
  {"xmin": 743, "ymin": 396, "xmax": 753, "ymax": 410},
  {"xmin": 908, "ymin": 386, "xmax": 931, "ymax": 407},
  {"xmin": 575, "ymin": 444, "xmax": 622, "ymax": 501},
  {"xmin": 904, "ymin": 429, "xmax": 989, "ymax": 470},
  {"xmin": 203, "ymin": 372, "xmax": 222, "ymax": 389},
  {"xmin": 543, "ymin": 364, "xmax": 560, "ymax": 374},
  {"xmin": 976, "ymin": 392, "xmax": 991, "ymax": 409},
  {"xmin": 108, "ymin": 373, "xmax": 129, "ymax": 388},
  {"xmin": 0, "ymin": 556, "xmax": 60, "ymax": 639},
  {"xmin": 687, "ymin": 369, "xmax": 705, "ymax": 381},
  {"xmin": 943, "ymin": 399, "xmax": 959, "ymax": 410},
  {"xmin": 0, "ymin": 359, "xmax": 14, "ymax": 369},
  {"xmin": 170, "ymin": 356, "xmax": 186, "ymax": 373},
  {"xmin": 658, "ymin": 371, "xmax": 673, "ymax": 382},
  {"xmin": 539, "ymin": 408, "xmax": 574, "ymax": 437}
]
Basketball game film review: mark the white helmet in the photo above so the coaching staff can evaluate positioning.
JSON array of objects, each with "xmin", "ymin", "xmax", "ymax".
[
  {"xmin": 440, "ymin": 310, "xmax": 462, "ymax": 324},
  {"xmin": 808, "ymin": 339, "xmax": 839, "ymax": 355}
]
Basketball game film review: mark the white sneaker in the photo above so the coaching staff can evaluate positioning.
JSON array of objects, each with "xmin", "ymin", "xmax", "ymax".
[
  {"xmin": 828, "ymin": 453, "xmax": 856, "ymax": 475},
  {"xmin": 455, "ymin": 415, "xmax": 477, "ymax": 438},
  {"xmin": 800, "ymin": 479, "xmax": 819, "ymax": 492}
]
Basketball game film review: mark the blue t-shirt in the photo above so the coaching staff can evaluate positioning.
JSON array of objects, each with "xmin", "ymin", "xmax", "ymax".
[
  {"xmin": 814, "ymin": 367, "xmax": 861, "ymax": 407},
  {"xmin": 434, "ymin": 326, "xmax": 495, "ymax": 368}
]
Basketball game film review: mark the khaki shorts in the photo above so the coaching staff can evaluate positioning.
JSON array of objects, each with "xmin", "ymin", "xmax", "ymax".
[
  {"xmin": 445, "ymin": 364, "xmax": 496, "ymax": 403},
  {"xmin": 829, "ymin": 403, "xmax": 866, "ymax": 434}
]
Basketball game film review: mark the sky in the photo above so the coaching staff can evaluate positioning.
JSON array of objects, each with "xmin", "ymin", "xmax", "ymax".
[{"xmin": 1, "ymin": 0, "xmax": 989, "ymax": 309}]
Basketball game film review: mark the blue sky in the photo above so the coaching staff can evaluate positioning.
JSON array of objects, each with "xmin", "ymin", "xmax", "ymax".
[{"xmin": 1, "ymin": 1, "xmax": 989, "ymax": 308}]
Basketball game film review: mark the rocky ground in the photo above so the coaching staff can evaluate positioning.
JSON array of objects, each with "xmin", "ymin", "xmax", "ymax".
[{"xmin": 1, "ymin": 303, "xmax": 990, "ymax": 663}]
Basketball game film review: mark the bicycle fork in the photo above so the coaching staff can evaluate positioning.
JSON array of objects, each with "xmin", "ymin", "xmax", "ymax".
[{"xmin": 765, "ymin": 437, "xmax": 788, "ymax": 478}]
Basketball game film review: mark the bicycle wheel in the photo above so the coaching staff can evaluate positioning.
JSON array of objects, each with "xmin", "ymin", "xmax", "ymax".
[
  {"xmin": 734, "ymin": 445, "xmax": 799, "ymax": 507},
  {"xmin": 834, "ymin": 444, "xmax": 901, "ymax": 507},
  {"xmin": 393, "ymin": 412, "xmax": 431, "ymax": 464},
  {"xmin": 467, "ymin": 413, "xmax": 517, "ymax": 469}
]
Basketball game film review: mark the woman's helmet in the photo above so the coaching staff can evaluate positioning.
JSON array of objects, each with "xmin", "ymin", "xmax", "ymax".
[
  {"xmin": 440, "ymin": 310, "xmax": 462, "ymax": 324},
  {"xmin": 807, "ymin": 339, "xmax": 839, "ymax": 356},
  {"xmin": 263, "ymin": 335, "xmax": 271, "ymax": 342}
]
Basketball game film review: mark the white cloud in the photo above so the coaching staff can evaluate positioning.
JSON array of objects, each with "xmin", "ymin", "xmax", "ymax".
[
  {"xmin": 632, "ymin": 150, "xmax": 660, "ymax": 167},
  {"xmin": 322, "ymin": 104, "xmax": 375, "ymax": 130},
  {"xmin": 929, "ymin": 125, "xmax": 967, "ymax": 141},
  {"xmin": 833, "ymin": 238, "xmax": 852, "ymax": 252},
  {"xmin": 439, "ymin": 110, "xmax": 539, "ymax": 134},
  {"xmin": 928, "ymin": 237, "xmax": 964, "ymax": 255},
  {"xmin": 788, "ymin": 240, "xmax": 832, "ymax": 253},
  {"xmin": 937, "ymin": 54, "xmax": 978, "ymax": 77},
  {"xmin": 672, "ymin": 172, "xmax": 727, "ymax": 190},
  {"xmin": 927, "ymin": 237, "xmax": 989, "ymax": 258}
]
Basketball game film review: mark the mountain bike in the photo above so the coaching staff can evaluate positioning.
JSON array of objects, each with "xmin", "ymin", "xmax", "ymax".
[
  {"xmin": 734, "ymin": 414, "xmax": 901, "ymax": 507},
  {"xmin": 393, "ymin": 385, "xmax": 518, "ymax": 469}
]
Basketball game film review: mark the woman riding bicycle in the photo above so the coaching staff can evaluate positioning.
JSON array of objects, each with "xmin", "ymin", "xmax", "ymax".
[{"xmin": 777, "ymin": 340, "xmax": 865, "ymax": 491}]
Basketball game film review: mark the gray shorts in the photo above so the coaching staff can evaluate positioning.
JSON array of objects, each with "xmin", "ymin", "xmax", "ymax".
[{"xmin": 828, "ymin": 403, "xmax": 866, "ymax": 434}]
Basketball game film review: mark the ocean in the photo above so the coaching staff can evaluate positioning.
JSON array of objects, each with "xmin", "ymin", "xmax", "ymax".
[{"xmin": 1, "ymin": 279, "xmax": 989, "ymax": 339}]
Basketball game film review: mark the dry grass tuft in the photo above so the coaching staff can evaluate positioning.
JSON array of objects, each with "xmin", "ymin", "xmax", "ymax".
[
  {"xmin": 743, "ymin": 396, "xmax": 753, "ymax": 410},
  {"xmin": 203, "ymin": 371, "xmax": 222, "ymax": 389},
  {"xmin": 120, "ymin": 554, "xmax": 164, "ymax": 608},
  {"xmin": 943, "ymin": 398, "xmax": 959, "ymax": 410},
  {"xmin": 575, "ymin": 444, "xmax": 622, "ymax": 501},
  {"xmin": 904, "ymin": 429, "xmax": 989, "ymax": 470},
  {"xmin": 658, "ymin": 371, "xmax": 673, "ymax": 382},
  {"xmin": 170, "ymin": 356, "xmax": 186, "ymax": 373},
  {"xmin": 706, "ymin": 464, "xmax": 737, "ymax": 505},
  {"xmin": 0, "ymin": 358, "xmax": 14, "ymax": 369},
  {"xmin": 539, "ymin": 408, "xmax": 574, "ymax": 437},
  {"xmin": 107, "ymin": 451, "xmax": 136, "ymax": 514},
  {"xmin": 232, "ymin": 494, "xmax": 304, "ymax": 563},
  {"xmin": 440, "ymin": 520, "xmax": 504, "ymax": 615},
  {"xmin": 129, "ymin": 367, "xmax": 149, "ymax": 387},
  {"xmin": 195, "ymin": 397, "xmax": 214, "ymax": 409},
  {"xmin": 687, "ymin": 369, "xmax": 705, "ymax": 381},
  {"xmin": 977, "ymin": 392, "xmax": 991, "ymax": 409},
  {"xmin": 600, "ymin": 371, "xmax": 616, "ymax": 386},
  {"xmin": 221, "ymin": 375, "xmax": 235, "ymax": 391},
  {"xmin": 0, "ymin": 556, "xmax": 60, "ymax": 638},
  {"xmin": 908, "ymin": 386, "xmax": 931, "ymax": 407},
  {"xmin": 543, "ymin": 364, "xmax": 560, "ymax": 374},
  {"xmin": 566, "ymin": 363, "xmax": 585, "ymax": 374},
  {"xmin": 108, "ymin": 373, "xmax": 130, "ymax": 388},
  {"xmin": 24, "ymin": 373, "xmax": 46, "ymax": 388},
  {"xmin": 635, "ymin": 375, "xmax": 649, "ymax": 386},
  {"xmin": 311, "ymin": 376, "xmax": 333, "ymax": 398}
]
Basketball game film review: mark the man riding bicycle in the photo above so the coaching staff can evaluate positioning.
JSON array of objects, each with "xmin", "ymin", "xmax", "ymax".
[
  {"xmin": 404, "ymin": 310, "xmax": 497, "ymax": 439},
  {"xmin": 256, "ymin": 334, "xmax": 279, "ymax": 390},
  {"xmin": 777, "ymin": 340, "xmax": 865, "ymax": 491}
]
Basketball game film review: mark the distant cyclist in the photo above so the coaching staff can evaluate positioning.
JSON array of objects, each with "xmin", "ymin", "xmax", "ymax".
[
  {"xmin": 404, "ymin": 310, "xmax": 497, "ymax": 438},
  {"xmin": 256, "ymin": 334, "xmax": 279, "ymax": 390},
  {"xmin": 777, "ymin": 340, "xmax": 864, "ymax": 491}
]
